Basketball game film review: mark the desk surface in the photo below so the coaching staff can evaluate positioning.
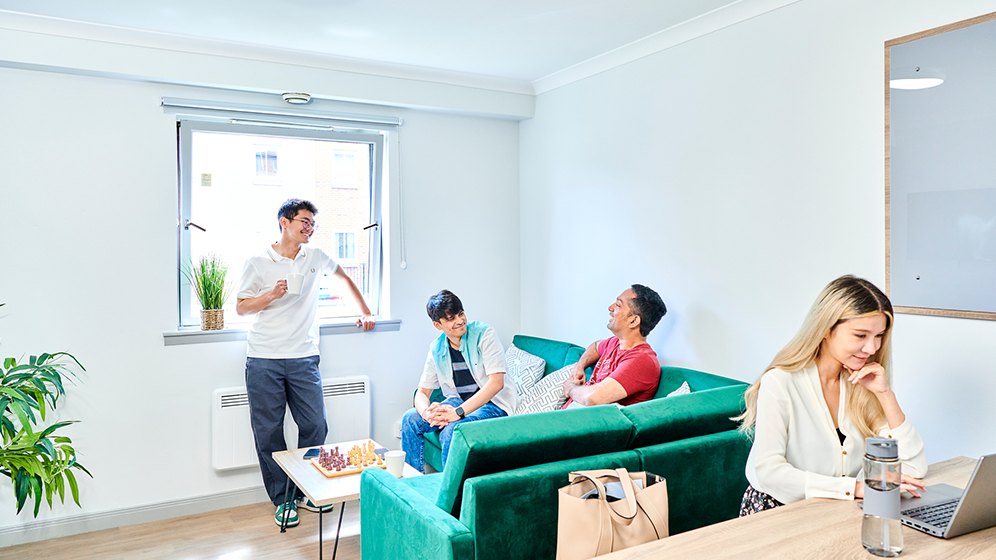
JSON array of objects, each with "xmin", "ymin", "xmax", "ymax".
[
  {"xmin": 601, "ymin": 456, "xmax": 996, "ymax": 560},
  {"xmin": 272, "ymin": 439, "xmax": 420, "ymax": 506}
]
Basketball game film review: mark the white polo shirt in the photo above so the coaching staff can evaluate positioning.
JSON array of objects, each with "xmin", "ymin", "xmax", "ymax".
[{"xmin": 236, "ymin": 244, "xmax": 338, "ymax": 359}]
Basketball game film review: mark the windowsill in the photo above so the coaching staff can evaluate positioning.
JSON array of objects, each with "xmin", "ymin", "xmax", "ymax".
[{"xmin": 162, "ymin": 318, "xmax": 401, "ymax": 346}]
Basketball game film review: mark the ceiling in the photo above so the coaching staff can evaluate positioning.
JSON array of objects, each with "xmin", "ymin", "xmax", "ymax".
[{"xmin": 0, "ymin": 0, "xmax": 740, "ymax": 83}]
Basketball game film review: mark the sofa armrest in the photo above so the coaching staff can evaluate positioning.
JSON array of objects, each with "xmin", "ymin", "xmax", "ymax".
[{"xmin": 360, "ymin": 468, "xmax": 474, "ymax": 560}]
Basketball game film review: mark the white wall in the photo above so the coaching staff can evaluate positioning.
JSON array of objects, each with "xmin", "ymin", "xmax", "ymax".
[
  {"xmin": 0, "ymin": 67, "xmax": 520, "ymax": 540},
  {"xmin": 520, "ymin": 0, "xmax": 996, "ymax": 464}
]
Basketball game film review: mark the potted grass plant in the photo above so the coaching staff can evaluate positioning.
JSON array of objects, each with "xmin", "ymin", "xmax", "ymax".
[
  {"xmin": 184, "ymin": 254, "xmax": 235, "ymax": 330},
  {"xmin": 0, "ymin": 306, "xmax": 91, "ymax": 517}
]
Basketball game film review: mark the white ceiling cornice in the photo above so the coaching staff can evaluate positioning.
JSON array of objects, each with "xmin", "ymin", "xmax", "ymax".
[
  {"xmin": 532, "ymin": 0, "xmax": 803, "ymax": 94},
  {"xmin": 0, "ymin": 9, "xmax": 536, "ymax": 96},
  {"xmin": 2, "ymin": 1, "xmax": 803, "ymax": 100}
]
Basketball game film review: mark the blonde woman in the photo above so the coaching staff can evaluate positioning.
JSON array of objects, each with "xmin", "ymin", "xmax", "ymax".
[{"xmin": 738, "ymin": 275, "xmax": 928, "ymax": 516}]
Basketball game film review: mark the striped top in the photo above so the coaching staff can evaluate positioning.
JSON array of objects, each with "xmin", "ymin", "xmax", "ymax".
[{"xmin": 449, "ymin": 344, "xmax": 479, "ymax": 401}]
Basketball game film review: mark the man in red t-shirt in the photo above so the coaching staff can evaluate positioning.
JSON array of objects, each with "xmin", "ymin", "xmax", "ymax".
[{"xmin": 562, "ymin": 285, "xmax": 667, "ymax": 407}]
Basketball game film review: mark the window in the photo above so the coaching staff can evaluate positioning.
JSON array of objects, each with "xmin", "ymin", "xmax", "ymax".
[
  {"xmin": 177, "ymin": 120, "xmax": 385, "ymax": 328},
  {"xmin": 335, "ymin": 232, "xmax": 356, "ymax": 260},
  {"xmin": 254, "ymin": 146, "xmax": 279, "ymax": 184}
]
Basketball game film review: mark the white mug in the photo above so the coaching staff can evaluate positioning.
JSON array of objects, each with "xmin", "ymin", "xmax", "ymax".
[
  {"xmin": 286, "ymin": 273, "xmax": 304, "ymax": 295},
  {"xmin": 384, "ymin": 450, "xmax": 406, "ymax": 478}
]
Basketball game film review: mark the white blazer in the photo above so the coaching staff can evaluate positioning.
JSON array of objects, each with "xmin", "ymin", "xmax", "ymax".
[{"xmin": 745, "ymin": 365, "xmax": 928, "ymax": 504}]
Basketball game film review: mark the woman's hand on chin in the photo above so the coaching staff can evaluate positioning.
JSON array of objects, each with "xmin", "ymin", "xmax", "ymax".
[{"xmin": 845, "ymin": 362, "xmax": 890, "ymax": 395}]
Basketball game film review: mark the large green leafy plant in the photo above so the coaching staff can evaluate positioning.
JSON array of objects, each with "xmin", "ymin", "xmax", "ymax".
[
  {"xmin": 1, "ymin": 333, "xmax": 91, "ymax": 515},
  {"xmin": 183, "ymin": 254, "xmax": 234, "ymax": 310}
]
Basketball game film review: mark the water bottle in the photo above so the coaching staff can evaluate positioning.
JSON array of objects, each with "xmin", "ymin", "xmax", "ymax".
[{"xmin": 862, "ymin": 437, "xmax": 903, "ymax": 557}]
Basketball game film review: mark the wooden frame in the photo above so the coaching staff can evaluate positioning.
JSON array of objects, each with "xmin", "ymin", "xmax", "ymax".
[{"xmin": 885, "ymin": 10, "xmax": 996, "ymax": 321}]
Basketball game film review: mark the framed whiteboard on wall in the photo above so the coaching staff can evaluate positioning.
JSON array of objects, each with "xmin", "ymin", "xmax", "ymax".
[{"xmin": 886, "ymin": 11, "xmax": 996, "ymax": 321}]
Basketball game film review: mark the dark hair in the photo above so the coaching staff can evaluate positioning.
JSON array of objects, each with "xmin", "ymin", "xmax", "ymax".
[
  {"xmin": 427, "ymin": 290, "xmax": 464, "ymax": 323},
  {"xmin": 629, "ymin": 284, "xmax": 667, "ymax": 337},
  {"xmin": 278, "ymin": 199, "xmax": 318, "ymax": 231},
  {"xmin": 825, "ymin": 275, "xmax": 894, "ymax": 330}
]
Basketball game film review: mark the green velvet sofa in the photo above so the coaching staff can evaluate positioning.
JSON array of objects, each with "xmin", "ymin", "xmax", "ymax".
[
  {"xmin": 360, "ymin": 335, "xmax": 750, "ymax": 560},
  {"xmin": 419, "ymin": 334, "xmax": 587, "ymax": 472}
]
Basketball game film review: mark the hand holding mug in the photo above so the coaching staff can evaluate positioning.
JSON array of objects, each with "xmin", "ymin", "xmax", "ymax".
[{"xmin": 269, "ymin": 279, "xmax": 288, "ymax": 300}]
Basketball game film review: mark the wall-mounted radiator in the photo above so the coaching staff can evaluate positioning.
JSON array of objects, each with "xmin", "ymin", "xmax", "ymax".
[{"xmin": 211, "ymin": 375, "xmax": 371, "ymax": 470}]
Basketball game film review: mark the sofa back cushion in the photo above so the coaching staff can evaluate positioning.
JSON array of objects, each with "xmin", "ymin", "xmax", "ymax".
[
  {"xmin": 460, "ymin": 450, "xmax": 642, "ymax": 560},
  {"xmin": 426, "ymin": 335, "xmax": 582, "ymax": 402},
  {"xmin": 622, "ymin": 383, "xmax": 748, "ymax": 449},
  {"xmin": 435, "ymin": 404, "xmax": 635, "ymax": 516},
  {"xmin": 511, "ymin": 335, "xmax": 585, "ymax": 377},
  {"xmin": 652, "ymin": 366, "xmax": 746, "ymax": 399},
  {"xmin": 636, "ymin": 430, "xmax": 751, "ymax": 535}
]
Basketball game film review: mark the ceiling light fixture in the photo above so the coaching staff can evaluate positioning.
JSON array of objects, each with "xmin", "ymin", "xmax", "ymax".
[
  {"xmin": 281, "ymin": 92, "xmax": 312, "ymax": 104},
  {"xmin": 890, "ymin": 66, "xmax": 944, "ymax": 90}
]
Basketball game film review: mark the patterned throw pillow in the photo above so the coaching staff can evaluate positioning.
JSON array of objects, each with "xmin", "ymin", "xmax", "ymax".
[
  {"xmin": 515, "ymin": 363, "xmax": 576, "ymax": 415},
  {"xmin": 505, "ymin": 345, "xmax": 546, "ymax": 397},
  {"xmin": 667, "ymin": 381, "xmax": 692, "ymax": 397}
]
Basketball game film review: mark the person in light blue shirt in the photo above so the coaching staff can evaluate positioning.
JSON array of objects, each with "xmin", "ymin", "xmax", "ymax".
[{"xmin": 401, "ymin": 290, "xmax": 516, "ymax": 472}]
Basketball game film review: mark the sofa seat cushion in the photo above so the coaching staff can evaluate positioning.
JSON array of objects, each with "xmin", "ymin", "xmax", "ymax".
[
  {"xmin": 402, "ymin": 471, "xmax": 444, "ymax": 503},
  {"xmin": 435, "ymin": 405, "xmax": 636, "ymax": 516},
  {"xmin": 460, "ymin": 450, "xmax": 642, "ymax": 560},
  {"xmin": 636, "ymin": 430, "xmax": 751, "ymax": 535},
  {"xmin": 623, "ymin": 384, "xmax": 747, "ymax": 449},
  {"xmin": 423, "ymin": 430, "xmax": 444, "ymax": 472}
]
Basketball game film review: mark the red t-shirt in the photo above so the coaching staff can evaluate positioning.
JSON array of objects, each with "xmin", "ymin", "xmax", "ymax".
[{"xmin": 564, "ymin": 337, "xmax": 661, "ymax": 408}]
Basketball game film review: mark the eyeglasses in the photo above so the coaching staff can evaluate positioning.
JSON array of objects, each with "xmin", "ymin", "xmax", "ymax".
[{"xmin": 293, "ymin": 218, "xmax": 318, "ymax": 230}]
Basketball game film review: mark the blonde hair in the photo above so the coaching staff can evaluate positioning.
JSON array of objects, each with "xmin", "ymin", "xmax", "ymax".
[{"xmin": 736, "ymin": 275, "xmax": 894, "ymax": 439}]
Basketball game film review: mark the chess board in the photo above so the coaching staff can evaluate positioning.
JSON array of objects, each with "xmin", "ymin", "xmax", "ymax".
[
  {"xmin": 308, "ymin": 440, "xmax": 387, "ymax": 478},
  {"xmin": 310, "ymin": 458, "xmax": 386, "ymax": 478}
]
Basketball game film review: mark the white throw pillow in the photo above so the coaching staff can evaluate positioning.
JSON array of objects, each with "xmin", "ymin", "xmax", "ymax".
[
  {"xmin": 515, "ymin": 363, "xmax": 576, "ymax": 415},
  {"xmin": 504, "ymin": 345, "xmax": 546, "ymax": 397},
  {"xmin": 667, "ymin": 381, "xmax": 692, "ymax": 397}
]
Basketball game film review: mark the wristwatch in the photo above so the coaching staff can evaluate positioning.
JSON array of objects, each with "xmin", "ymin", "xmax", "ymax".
[{"xmin": 455, "ymin": 406, "xmax": 466, "ymax": 419}]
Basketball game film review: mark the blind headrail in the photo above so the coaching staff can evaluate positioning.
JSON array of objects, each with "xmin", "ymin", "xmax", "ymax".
[{"xmin": 160, "ymin": 97, "xmax": 402, "ymax": 128}]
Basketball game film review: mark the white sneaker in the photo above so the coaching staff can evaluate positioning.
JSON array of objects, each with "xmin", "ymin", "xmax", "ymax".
[
  {"xmin": 275, "ymin": 502, "xmax": 299, "ymax": 527},
  {"xmin": 297, "ymin": 498, "xmax": 333, "ymax": 513}
]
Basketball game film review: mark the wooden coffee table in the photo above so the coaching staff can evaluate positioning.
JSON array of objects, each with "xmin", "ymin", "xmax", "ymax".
[{"xmin": 272, "ymin": 439, "xmax": 421, "ymax": 559}]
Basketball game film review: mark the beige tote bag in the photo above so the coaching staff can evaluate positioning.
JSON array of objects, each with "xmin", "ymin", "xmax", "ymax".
[{"xmin": 556, "ymin": 468, "xmax": 668, "ymax": 560}]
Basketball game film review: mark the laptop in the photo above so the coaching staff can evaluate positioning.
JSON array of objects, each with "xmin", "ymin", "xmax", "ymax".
[{"xmin": 900, "ymin": 454, "xmax": 996, "ymax": 538}]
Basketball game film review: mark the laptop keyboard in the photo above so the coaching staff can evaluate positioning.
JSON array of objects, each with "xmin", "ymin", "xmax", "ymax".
[{"xmin": 904, "ymin": 499, "xmax": 959, "ymax": 528}]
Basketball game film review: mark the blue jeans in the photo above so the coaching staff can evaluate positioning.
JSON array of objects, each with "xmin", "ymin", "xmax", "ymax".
[
  {"xmin": 246, "ymin": 356, "xmax": 328, "ymax": 505},
  {"xmin": 401, "ymin": 396, "xmax": 507, "ymax": 473}
]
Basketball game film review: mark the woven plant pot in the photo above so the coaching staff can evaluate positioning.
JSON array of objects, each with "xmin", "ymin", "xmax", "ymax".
[{"xmin": 200, "ymin": 309, "xmax": 225, "ymax": 330}]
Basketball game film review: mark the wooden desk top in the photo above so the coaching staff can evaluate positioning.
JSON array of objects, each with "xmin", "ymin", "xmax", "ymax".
[
  {"xmin": 272, "ymin": 439, "xmax": 421, "ymax": 507},
  {"xmin": 601, "ymin": 457, "xmax": 996, "ymax": 560}
]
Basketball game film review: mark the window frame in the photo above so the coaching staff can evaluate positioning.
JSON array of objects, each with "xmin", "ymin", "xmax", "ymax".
[{"xmin": 176, "ymin": 119, "xmax": 385, "ymax": 328}]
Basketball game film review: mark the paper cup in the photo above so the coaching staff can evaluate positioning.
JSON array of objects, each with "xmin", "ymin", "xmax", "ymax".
[
  {"xmin": 286, "ymin": 273, "xmax": 304, "ymax": 295},
  {"xmin": 385, "ymin": 450, "xmax": 406, "ymax": 478}
]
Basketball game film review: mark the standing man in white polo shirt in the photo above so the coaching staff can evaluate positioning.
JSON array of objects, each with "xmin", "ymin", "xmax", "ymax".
[{"xmin": 236, "ymin": 198, "xmax": 375, "ymax": 527}]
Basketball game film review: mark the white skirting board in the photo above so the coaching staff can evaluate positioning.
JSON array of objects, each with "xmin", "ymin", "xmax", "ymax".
[{"xmin": 0, "ymin": 486, "xmax": 271, "ymax": 547}]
